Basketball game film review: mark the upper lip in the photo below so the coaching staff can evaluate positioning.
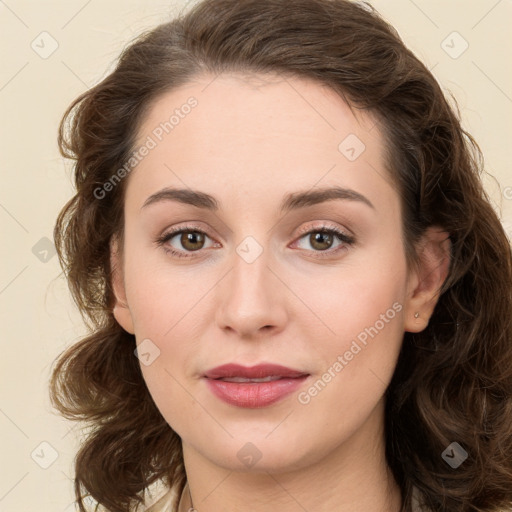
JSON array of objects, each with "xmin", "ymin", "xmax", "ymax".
[{"xmin": 203, "ymin": 363, "xmax": 309, "ymax": 379}]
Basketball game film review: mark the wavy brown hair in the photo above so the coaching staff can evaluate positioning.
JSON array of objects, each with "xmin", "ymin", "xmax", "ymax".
[{"xmin": 49, "ymin": 0, "xmax": 512, "ymax": 511}]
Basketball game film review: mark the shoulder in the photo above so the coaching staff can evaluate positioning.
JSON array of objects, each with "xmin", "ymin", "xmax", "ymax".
[
  {"xmin": 411, "ymin": 486, "xmax": 432, "ymax": 512},
  {"xmin": 144, "ymin": 485, "xmax": 177, "ymax": 512},
  {"xmin": 73, "ymin": 487, "xmax": 178, "ymax": 512}
]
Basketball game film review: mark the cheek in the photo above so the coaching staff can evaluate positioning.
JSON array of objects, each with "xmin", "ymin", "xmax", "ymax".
[
  {"xmin": 292, "ymin": 245, "xmax": 407, "ymax": 404},
  {"xmin": 302, "ymin": 281, "xmax": 405, "ymax": 393},
  {"xmin": 123, "ymin": 265, "xmax": 201, "ymax": 428},
  {"xmin": 291, "ymin": 286, "xmax": 405, "ymax": 451},
  {"xmin": 294, "ymin": 242, "xmax": 407, "ymax": 347},
  {"xmin": 124, "ymin": 246, "xmax": 211, "ymax": 337},
  {"xmin": 139, "ymin": 364, "xmax": 197, "ymax": 437}
]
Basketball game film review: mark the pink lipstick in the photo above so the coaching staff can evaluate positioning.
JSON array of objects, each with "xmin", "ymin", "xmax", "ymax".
[{"xmin": 203, "ymin": 363, "xmax": 309, "ymax": 408}]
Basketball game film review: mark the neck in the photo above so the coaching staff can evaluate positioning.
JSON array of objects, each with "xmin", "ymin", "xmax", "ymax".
[{"xmin": 179, "ymin": 399, "xmax": 402, "ymax": 512}]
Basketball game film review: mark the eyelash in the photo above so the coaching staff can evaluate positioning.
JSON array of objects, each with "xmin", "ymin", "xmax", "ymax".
[{"xmin": 154, "ymin": 223, "xmax": 356, "ymax": 260}]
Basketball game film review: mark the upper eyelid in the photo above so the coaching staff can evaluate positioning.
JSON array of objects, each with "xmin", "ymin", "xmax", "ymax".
[
  {"xmin": 295, "ymin": 221, "xmax": 351, "ymax": 236},
  {"xmin": 162, "ymin": 221, "xmax": 348, "ymax": 239}
]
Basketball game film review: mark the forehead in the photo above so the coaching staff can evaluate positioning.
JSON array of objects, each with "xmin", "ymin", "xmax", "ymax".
[{"xmin": 126, "ymin": 72, "xmax": 396, "ymax": 213}]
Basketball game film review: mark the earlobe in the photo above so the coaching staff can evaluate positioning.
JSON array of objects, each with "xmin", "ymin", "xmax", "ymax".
[
  {"xmin": 404, "ymin": 226, "xmax": 451, "ymax": 333},
  {"xmin": 110, "ymin": 236, "xmax": 135, "ymax": 335}
]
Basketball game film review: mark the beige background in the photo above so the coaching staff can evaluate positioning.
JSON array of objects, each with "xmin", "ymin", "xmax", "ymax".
[{"xmin": 1, "ymin": 1, "xmax": 511, "ymax": 511}]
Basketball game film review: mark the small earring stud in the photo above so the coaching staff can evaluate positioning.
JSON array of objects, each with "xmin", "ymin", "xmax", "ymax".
[{"xmin": 414, "ymin": 312, "xmax": 420, "ymax": 318}]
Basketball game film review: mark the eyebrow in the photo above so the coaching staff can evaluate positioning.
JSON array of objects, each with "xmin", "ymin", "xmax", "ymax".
[{"xmin": 141, "ymin": 185, "xmax": 375, "ymax": 212}]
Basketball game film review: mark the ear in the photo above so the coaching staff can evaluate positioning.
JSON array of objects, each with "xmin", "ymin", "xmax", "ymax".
[
  {"xmin": 110, "ymin": 236, "xmax": 135, "ymax": 335},
  {"xmin": 404, "ymin": 226, "xmax": 451, "ymax": 333}
]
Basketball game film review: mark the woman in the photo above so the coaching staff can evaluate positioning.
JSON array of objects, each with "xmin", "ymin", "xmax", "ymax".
[{"xmin": 49, "ymin": 0, "xmax": 512, "ymax": 511}]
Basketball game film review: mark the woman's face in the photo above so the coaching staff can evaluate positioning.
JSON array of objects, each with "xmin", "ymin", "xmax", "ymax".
[{"xmin": 111, "ymin": 73, "xmax": 440, "ymax": 473}]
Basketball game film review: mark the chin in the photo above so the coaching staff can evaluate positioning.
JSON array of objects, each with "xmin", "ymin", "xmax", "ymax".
[{"xmin": 194, "ymin": 433, "xmax": 328, "ymax": 475}]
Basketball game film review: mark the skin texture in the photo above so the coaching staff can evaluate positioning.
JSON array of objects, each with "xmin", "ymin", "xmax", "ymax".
[{"xmin": 111, "ymin": 73, "xmax": 451, "ymax": 512}]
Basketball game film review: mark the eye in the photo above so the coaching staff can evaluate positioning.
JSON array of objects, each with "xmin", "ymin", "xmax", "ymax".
[
  {"xmin": 292, "ymin": 225, "xmax": 355, "ymax": 258},
  {"xmin": 155, "ymin": 224, "xmax": 217, "ymax": 258},
  {"xmin": 155, "ymin": 223, "xmax": 355, "ymax": 260}
]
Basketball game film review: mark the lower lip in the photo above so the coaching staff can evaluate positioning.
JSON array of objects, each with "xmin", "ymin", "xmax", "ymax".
[{"xmin": 204, "ymin": 376, "xmax": 309, "ymax": 408}]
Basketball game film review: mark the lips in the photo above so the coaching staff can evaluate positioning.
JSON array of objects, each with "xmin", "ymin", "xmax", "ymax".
[
  {"xmin": 203, "ymin": 363, "xmax": 309, "ymax": 380},
  {"xmin": 203, "ymin": 363, "xmax": 310, "ymax": 408}
]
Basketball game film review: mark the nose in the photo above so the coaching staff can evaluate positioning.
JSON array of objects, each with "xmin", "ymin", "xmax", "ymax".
[{"xmin": 215, "ymin": 245, "xmax": 288, "ymax": 339}]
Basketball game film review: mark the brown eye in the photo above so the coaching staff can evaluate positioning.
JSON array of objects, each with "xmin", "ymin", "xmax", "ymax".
[
  {"xmin": 293, "ymin": 226, "xmax": 355, "ymax": 258},
  {"xmin": 180, "ymin": 231, "xmax": 206, "ymax": 251},
  {"xmin": 309, "ymin": 231, "xmax": 335, "ymax": 251},
  {"xmin": 156, "ymin": 226, "xmax": 216, "ymax": 258}
]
